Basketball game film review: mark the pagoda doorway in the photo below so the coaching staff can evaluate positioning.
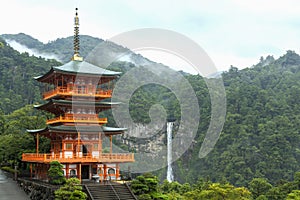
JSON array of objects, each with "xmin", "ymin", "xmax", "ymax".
[{"xmin": 82, "ymin": 165, "xmax": 90, "ymax": 179}]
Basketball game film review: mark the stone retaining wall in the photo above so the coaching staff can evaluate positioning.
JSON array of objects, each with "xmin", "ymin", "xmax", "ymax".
[{"xmin": 17, "ymin": 178, "xmax": 58, "ymax": 200}]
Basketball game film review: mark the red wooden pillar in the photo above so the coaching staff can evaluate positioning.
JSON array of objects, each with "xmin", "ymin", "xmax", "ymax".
[
  {"xmin": 66, "ymin": 164, "xmax": 69, "ymax": 179},
  {"xmin": 78, "ymin": 163, "xmax": 82, "ymax": 183},
  {"xmin": 77, "ymin": 132, "xmax": 81, "ymax": 157},
  {"xmin": 41, "ymin": 164, "xmax": 44, "ymax": 179},
  {"xmin": 116, "ymin": 164, "xmax": 120, "ymax": 180},
  {"xmin": 103, "ymin": 164, "xmax": 107, "ymax": 182},
  {"xmin": 35, "ymin": 164, "xmax": 37, "ymax": 179},
  {"xmin": 30, "ymin": 164, "xmax": 32, "ymax": 180}
]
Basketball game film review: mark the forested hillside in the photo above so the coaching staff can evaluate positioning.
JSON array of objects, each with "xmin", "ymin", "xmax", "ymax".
[
  {"xmin": 0, "ymin": 34, "xmax": 299, "ymax": 197},
  {"xmin": 0, "ymin": 38, "xmax": 61, "ymax": 113},
  {"xmin": 177, "ymin": 51, "xmax": 300, "ymax": 186}
]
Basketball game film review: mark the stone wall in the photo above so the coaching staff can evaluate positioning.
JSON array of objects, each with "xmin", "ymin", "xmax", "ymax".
[{"xmin": 17, "ymin": 178, "xmax": 58, "ymax": 200}]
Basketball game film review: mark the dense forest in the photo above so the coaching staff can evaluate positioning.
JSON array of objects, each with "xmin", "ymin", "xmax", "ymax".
[
  {"xmin": 176, "ymin": 51, "xmax": 300, "ymax": 186},
  {"xmin": 0, "ymin": 34, "xmax": 299, "ymax": 199}
]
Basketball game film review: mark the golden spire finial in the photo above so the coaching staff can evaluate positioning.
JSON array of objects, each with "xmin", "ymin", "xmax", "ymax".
[{"xmin": 72, "ymin": 8, "xmax": 83, "ymax": 61}]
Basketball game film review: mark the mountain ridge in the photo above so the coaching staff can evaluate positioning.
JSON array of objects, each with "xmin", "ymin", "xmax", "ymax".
[{"xmin": 1, "ymin": 33, "xmax": 176, "ymax": 74}]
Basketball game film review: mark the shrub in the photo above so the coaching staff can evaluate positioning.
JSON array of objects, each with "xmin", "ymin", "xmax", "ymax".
[
  {"xmin": 48, "ymin": 161, "xmax": 66, "ymax": 185},
  {"xmin": 55, "ymin": 178, "xmax": 87, "ymax": 200}
]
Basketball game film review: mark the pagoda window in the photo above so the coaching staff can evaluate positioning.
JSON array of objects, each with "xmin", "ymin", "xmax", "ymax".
[
  {"xmin": 70, "ymin": 169, "xmax": 76, "ymax": 176},
  {"xmin": 65, "ymin": 143, "xmax": 73, "ymax": 150},
  {"xmin": 93, "ymin": 143, "xmax": 98, "ymax": 150},
  {"xmin": 108, "ymin": 168, "xmax": 115, "ymax": 174}
]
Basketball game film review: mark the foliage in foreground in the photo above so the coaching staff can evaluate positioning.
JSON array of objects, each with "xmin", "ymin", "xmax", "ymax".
[
  {"xmin": 131, "ymin": 173, "xmax": 300, "ymax": 200},
  {"xmin": 131, "ymin": 173, "xmax": 168, "ymax": 200},
  {"xmin": 54, "ymin": 178, "xmax": 87, "ymax": 200}
]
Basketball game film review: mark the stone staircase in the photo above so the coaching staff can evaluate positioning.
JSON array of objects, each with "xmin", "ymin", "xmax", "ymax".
[
  {"xmin": 112, "ymin": 184, "xmax": 137, "ymax": 200},
  {"xmin": 85, "ymin": 183, "xmax": 137, "ymax": 200}
]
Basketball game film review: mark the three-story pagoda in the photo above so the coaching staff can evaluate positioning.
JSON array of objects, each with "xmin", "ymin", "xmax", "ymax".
[{"xmin": 22, "ymin": 8, "xmax": 134, "ymax": 182}]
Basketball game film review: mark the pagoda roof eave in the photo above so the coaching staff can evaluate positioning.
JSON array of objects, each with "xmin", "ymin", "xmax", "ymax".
[
  {"xmin": 27, "ymin": 128, "xmax": 48, "ymax": 134},
  {"xmin": 35, "ymin": 60, "xmax": 121, "ymax": 82},
  {"xmin": 27, "ymin": 125, "xmax": 127, "ymax": 135},
  {"xmin": 34, "ymin": 99, "xmax": 121, "ymax": 109}
]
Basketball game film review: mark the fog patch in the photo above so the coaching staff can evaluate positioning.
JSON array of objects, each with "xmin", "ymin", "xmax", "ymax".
[{"xmin": 6, "ymin": 40, "xmax": 61, "ymax": 61}]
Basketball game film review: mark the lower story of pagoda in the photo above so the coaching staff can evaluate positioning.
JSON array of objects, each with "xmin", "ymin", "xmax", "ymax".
[{"xmin": 28, "ymin": 162, "xmax": 125, "ymax": 182}]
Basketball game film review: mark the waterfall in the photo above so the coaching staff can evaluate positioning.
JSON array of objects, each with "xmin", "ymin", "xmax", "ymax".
[{"xmin": 167, "ymin": 122, "xmax": 174, "ymax": 182}]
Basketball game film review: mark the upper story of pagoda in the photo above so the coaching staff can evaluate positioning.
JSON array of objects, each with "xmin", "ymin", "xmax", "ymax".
[
  {"xmin": 35, "ymin": 7, "xmax": 121, "ymax": 101},
  {"xmin": 35, "ymin": 61, "xmax": 121, "ymax": 101}
]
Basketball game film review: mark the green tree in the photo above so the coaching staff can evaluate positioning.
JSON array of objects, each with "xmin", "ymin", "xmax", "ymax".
[
  {"xmin": 131, "ymin": 173, "xmax": 167, "ymax": 200},
  {"xmin": 0, "ymin": 133, "xmax": 35, "ymax": 165},
  {"xmin": 48, "ymin": 161, "xmax": 66, "ymax": 185},
  {"xmin": 249, "ymin": 178, "xmax": 272, "ymax": 199},
  {"xmin": 54, "ymin": 178, "xmax": 87, "ymax": 200}
]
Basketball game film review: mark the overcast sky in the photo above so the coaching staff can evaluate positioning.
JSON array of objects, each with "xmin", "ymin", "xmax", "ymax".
[{"xmin": 2, "ymin": 0, "xmax": 300, "ymax": 73}]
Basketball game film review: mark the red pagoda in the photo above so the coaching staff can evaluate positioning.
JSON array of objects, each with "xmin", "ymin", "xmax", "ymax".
[{"xmin": 22, "ymin": 8, "xmax": 134, "ymax": 182}]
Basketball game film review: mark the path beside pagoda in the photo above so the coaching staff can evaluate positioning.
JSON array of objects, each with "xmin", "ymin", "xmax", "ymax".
[{"xmin": 0, "ymin": 170, "xmax": 29, "ymax": 200}]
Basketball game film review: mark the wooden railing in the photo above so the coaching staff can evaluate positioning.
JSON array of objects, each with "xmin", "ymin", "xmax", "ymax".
[
  {"xmin": 43, "ymin": 86, "xmax": 112, "ymax": 100},
  {"xmin": 22, "ymin": 153, "xmax": 135, "ymax": 163},
  {"xmin": 46, "ymin": 114, "xmax": 107, "ymax": 125}
]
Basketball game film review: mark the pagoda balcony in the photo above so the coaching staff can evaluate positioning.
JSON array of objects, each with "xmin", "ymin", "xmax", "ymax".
[
  {"xmin": 22, "ymin": 153, "xmax": 134, "ymax": 163},
  {"xmin": 46, "ymin": 114, "xmax": 107, "ymax": 125},
  {"xmin": 43, "ymin": 86, "xmax": 112, "ymax": 100}
]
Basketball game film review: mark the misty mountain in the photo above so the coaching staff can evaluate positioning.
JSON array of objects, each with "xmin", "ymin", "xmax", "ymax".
[{"xmin": 1, "ymin": 33, "xmax": 176, "ymax": 75}]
